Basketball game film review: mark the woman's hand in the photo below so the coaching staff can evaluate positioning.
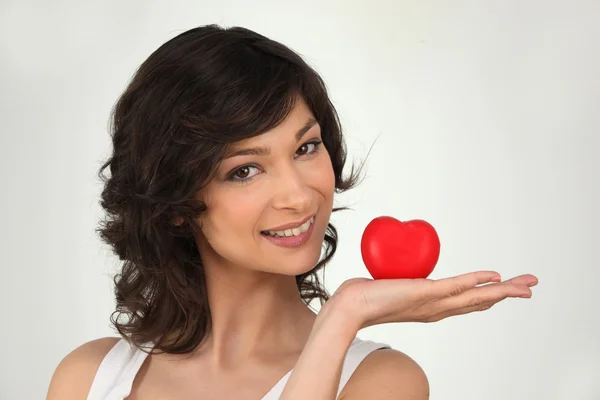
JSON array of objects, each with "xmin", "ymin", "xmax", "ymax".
[
  {"xmin": 281, "ymin": 271, "xmax": 537, "ymax": 400},
  {"xmin": 329, "ymin": 271, "xmax": 538, "ymax": 331}
]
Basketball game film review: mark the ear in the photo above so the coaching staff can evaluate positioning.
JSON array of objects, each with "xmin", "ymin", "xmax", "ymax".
[{"xmin": 172, "ymin": 216, "xmax": 185, "ymax": 226}]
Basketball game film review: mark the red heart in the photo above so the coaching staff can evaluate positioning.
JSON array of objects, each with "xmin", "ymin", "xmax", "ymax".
[{"xmin": 361, "ymin": 216, "xmax": 441, "ymax": 279}]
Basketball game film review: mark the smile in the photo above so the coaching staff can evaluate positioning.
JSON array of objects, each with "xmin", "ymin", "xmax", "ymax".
[{"xmin": 262, "ymin": 216, "xmax": 315, "ymax": 238}]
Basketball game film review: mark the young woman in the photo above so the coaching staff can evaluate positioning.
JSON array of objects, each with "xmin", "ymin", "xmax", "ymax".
[{"xmin": 47, "ymin": 24, "xmax": 538, "ymax": 399}]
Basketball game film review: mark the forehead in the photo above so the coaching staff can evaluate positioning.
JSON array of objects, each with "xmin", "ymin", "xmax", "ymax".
[{"xmin": 226, "ymin": 98, "xmax": 318, "ymax": 152}]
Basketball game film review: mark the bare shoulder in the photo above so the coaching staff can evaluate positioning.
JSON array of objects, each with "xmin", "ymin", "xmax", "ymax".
[
  {"xmin": 339, "ymin": 348, "xmax": 430, "ymax": 399},
  {"xmin": 46, "ymin": 336, "xmax": 121, "ymax": 400}
]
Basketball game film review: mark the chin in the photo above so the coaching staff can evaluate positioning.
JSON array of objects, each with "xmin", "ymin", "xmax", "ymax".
[{"xmin": 262, "ymin": 251, "xmax": 322, "ymax": 277}]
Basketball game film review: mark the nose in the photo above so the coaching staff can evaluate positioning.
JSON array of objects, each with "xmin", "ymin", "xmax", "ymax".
[{"xmin": 271, "ymin": 164, "xmax": 312, "ymax": 212}]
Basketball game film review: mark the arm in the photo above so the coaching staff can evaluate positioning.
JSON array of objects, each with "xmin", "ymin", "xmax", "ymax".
[
  {"xmin": 278, "ymin": 298, "xmax": 358, "ymax": 400},
  {"xmin": 46, "ymin": 337, "xmax": 119, "ymax": 400},
  {"xmin": 278, "ymin": 270, "xmax": 537, "ymax": 399},
  {"xmin": 279, "ymin": 290, "xmax": 430, "ymax": 400}
]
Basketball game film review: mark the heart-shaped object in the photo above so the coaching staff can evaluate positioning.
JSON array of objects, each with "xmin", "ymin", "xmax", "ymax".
[{"xmin": 361, "ymin": 216, "xmax": 440, "ymax": 279}]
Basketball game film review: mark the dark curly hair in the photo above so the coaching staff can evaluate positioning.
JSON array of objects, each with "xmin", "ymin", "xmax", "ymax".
[{"xmin": 96, "ymin": 24, "xmax": 365, "ymax": 355}]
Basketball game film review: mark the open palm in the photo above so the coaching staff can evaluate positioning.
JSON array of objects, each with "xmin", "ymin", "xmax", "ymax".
[{"xmin": 331, "ymin": 271, "xmax": 538, "ymax": 330}]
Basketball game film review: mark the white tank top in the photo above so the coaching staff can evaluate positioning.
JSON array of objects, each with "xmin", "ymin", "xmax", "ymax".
[{"xmin": 87, "ymin": 336, "xmax": 390, "ymax": 399}]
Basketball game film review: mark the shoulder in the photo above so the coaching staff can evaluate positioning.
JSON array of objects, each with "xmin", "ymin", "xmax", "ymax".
[
  {"xmin": 339, "ymin": 348, "xmax": 430, "ymax": 399},
  {"xmin": 46, "ymin": 336, "xmax": 121, "ymax": 400}
]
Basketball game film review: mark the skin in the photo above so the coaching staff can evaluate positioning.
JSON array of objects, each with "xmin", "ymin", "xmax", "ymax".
[
  {"xmin": 49, "ymin": 97, "xmax": 354, "ymax": 399},
  {"xmin": 189, "ymin": 96, "xmax": 335, "ymax": 366},
  {"xmin": 126, "ymin": 97, "xmax": 339, "ymax": 398},
  {"xmin": 46, "ymin": 96, "xmax": 538, "ymax": 399},
  {"xmin": 279, "ymin": 271, "xmax": 537, "ymax": 399}
]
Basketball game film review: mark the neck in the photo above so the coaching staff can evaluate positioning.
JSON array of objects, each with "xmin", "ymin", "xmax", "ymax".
[{"xmin": 199, "ymin": 262, "xmax": 318, "ymax": 369}]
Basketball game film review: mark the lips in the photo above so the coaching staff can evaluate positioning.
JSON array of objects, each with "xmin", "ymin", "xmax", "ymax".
[
  {"xmin": 262, "ymin": 212, "xmax": 317, "ymax": 232},
  {"xmin": 262, "ymin": 216, "xmax": 315, "ymax": 238},
  {"xmin": 261, "ymin": 216, "xmax": 316, "ymax": 248}
]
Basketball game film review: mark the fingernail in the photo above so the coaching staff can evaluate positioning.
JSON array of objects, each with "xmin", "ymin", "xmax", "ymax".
[
  {"xmin": 519, "ymin": 293, "xmax": 531, "ymax": 298},
  {"xmin": 491, "ymin": 275, "xmax": 501, "ymax": 282}
]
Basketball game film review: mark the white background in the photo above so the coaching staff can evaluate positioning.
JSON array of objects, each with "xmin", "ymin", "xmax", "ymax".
[{"xmin": 1, "ymin": 1, "xmax": 599, "ymax": 399}]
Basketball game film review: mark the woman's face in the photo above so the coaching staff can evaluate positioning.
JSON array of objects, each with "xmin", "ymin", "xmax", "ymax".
[{"xmin": 194, "ymin": 98, "xmax": 336, "ymax": 276}]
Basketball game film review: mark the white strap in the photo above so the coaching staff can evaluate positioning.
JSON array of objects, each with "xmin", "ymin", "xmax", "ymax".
[
  {"xmin": 262, "ymin": 337, "xmax": 390, "ymax": 399},
  {"xmin": 87, "ymin": 339, "xmax": 151, "ymax": 400},
  {"xmin": 87, "ymin": 337, "xmax": 389, "ymax": 400},
  {"xmin": 336, "ymin": 338, "xmax": 390, "ymax": 398}
]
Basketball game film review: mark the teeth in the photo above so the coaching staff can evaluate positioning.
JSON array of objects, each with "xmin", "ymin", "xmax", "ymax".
[{"xmin": 266, "ymin": 216, "xmax": 314, "ymax": 238}]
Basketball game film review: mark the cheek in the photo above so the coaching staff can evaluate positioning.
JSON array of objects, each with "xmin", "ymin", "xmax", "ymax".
[
  {"xmin": 204, "ymin": 191, "xmax": 265, "ymax": 237},
  {"xmin": 315, "ymin": 153, "xmax": 336, "ymax": 194}
]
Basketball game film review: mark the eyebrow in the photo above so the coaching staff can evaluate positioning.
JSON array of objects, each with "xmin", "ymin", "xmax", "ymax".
[{"xmin": 224, "ymin": 118, "xmax": 319, "ymax": 159}]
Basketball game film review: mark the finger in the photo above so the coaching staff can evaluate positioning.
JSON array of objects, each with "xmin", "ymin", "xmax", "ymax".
[
  {"xmin": 431, "ymin": 280, "xmax": 532, "ymax": 316},
  {"xmin": 425, "ymin": 299, "xmax": 498, "ymax": 322},
  {"xmin": 425, "ymin": 283, "xmax": 533, "ymax": 322},
  {"xmin": 504, "ymin": 274, "xmax": 539, "ymax": 287},
  {"xmin": 431, "ymin": 271, "xmax": 502, "ymax": 298}
]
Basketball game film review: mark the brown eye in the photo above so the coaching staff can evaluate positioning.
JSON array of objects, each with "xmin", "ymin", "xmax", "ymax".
[
  {"xmin": 228, "ymin": 165, "xmax": 261, "ymax": 183},
  {"xmin": 236, "ymin": 166, "xmax": 250, "ymax": 179},
  {"xmin": 296, "ymin": 141, "xmax": 321, "ymax": 157},
  {"xmin": 297, "ymin": 144, "xmax": 309, "ymax": 155}
]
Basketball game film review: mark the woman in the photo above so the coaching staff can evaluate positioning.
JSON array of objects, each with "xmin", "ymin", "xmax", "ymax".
[{"xmin": 47, "ymin": 24, "xmax": 538, "ymax": 399}]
